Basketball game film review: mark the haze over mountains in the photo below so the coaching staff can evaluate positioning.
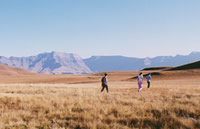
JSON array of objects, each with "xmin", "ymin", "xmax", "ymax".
[{"xmin": 0, "ymin": 51, "xmax": 200, "ymax": 74}]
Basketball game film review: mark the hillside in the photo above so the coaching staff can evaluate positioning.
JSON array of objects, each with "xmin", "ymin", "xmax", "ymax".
[
  {"xmin": 167, "ymin": 60, "xmax": 200, "ymax": 71},
  {"xmin": 0, "ymin": 64, "xmax": 34, "ymax": 76},
  {"xmin": 142, "ymin": 67, "xmax": 172, "ymax": 71}
]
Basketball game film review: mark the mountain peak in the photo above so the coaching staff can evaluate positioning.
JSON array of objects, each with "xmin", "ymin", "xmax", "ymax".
[
  {"xmin": 0, "ymin": 52, "xmax": 91, "ymax": 74},
  {"xmin": 190, "ymin": 51, "xmax": 200, "ymax": 55}
]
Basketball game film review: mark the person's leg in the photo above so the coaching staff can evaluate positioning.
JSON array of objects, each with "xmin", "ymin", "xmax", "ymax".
[
  {"xmin": 138, "ymin": 82, "xmax": 140, "ymax": 92},
  {"xmin": 101, "ymin": 85, "xmax": 105, "ymax": 92},
  {"xmin": 139, "ymin": 83, "xmax": 143, "ymax": 92},
  {"xmin": 138, "ymin": 82, "xmax": 142, "ymax": 92},
  {"xmin": 148, "ymin": 81, "xmax": 150, "ymax": 88},
  {"xmin": 106, "ymin": 85, "xmax": 109, "ymax": 93},
  {"xmin": 102, "ymin": 84, "xmax": 108, "ymax": 92}
]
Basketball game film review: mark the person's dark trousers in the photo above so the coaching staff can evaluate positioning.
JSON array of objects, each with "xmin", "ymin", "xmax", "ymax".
[
  {"xmin": 147, "ymin": 81, "xmax": 150, "ymax": 88},
  {"xmin": 101, "ymin": 84, "xmax": 109, "ymax": 93}
]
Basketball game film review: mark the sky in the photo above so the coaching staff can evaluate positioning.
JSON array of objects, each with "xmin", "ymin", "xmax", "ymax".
[{"xmin": 0, "ymin": 0, "xmax": 200, "ymax": 58}]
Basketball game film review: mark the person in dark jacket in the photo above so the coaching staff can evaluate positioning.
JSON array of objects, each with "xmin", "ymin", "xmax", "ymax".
[
  {"xmin": 146, "ymin": 73, "xmax": 151, "ymax": 88},
  {"xmin": 101, "ymin": 73, "xmax": 109, "ymax": 93}
]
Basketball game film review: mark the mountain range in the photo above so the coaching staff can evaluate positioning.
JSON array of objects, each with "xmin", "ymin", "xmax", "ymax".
[
  {"xmin": 83, "ymin": 52, "xmax": 200, "ymax": 72},
  {"xmin": 0, "ymin": 52, "xmax": 91, "ymax": 74},
  {"xmin": 0, "ymin": 51, "xmax": 200, "ymax": 74}
]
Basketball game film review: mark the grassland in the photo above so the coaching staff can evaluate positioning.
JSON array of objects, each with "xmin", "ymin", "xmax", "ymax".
[{"xmin": 0, "ymin": 77, "xmax": 199, "ymax": 129}]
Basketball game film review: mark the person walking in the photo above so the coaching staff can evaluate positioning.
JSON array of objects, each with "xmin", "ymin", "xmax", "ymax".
[
  {"xmin": 138, "ymin": 72, "xmax": 143, "ymax": 92},
  {"xmin": 146, "ymin": 73, "xmax": 151, "ymax": 88},
  {"xmin": 101, "ymin": 73, "xmax": 109, "ymax": 93}
]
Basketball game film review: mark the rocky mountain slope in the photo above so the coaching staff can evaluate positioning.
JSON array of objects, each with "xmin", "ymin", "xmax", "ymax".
[{"xmin": 0, "ymin": 52, "xmax": 91, "ymax": 74}]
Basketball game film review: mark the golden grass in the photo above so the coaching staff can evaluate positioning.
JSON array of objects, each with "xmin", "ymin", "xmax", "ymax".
[{"xmin": 0, "ymin": 80, "xmax": 199, "ymax": 129}]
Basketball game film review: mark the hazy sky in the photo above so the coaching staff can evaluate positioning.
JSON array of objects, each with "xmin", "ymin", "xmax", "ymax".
[{"xmin": 0, "ymin": 0, "xmax": 200, "ymax": 58}]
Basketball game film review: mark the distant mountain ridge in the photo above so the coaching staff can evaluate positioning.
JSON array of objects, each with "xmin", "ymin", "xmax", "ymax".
[
  {"xmin": 0, "ymin": 52, "xmax": 91, "ymax": 74},
  {"xmin": 83, "ymin": 56, "xmax": 144, "ymax": 72},
  {"xmin": 83, "ymin": 52, "xmax": 200, "ymax": 72},
  {"xmin": 0, "ymin": 51, "xmax": 200, "ymax": 74}
]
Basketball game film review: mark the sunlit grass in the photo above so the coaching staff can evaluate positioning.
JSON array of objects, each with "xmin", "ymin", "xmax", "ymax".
[{"xmin": 0, "ymin": 81, "xmax": 199, "ymax": 129}]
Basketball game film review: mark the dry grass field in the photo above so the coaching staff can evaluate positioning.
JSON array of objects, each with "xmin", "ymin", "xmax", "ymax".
[{"xmin": 0, "ymin": 70, "xmax": 199, "ymax": 129}]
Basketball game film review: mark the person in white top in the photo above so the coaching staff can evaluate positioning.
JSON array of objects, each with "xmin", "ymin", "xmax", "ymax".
[{"xmin": 138, "ymin": 72, "xmax": 143, "ymax": 92}]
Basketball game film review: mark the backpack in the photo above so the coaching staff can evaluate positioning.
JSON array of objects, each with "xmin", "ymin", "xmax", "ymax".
[{"xmin": 101, "ymin": 77, "xmax": 105, "ymax": 83}]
